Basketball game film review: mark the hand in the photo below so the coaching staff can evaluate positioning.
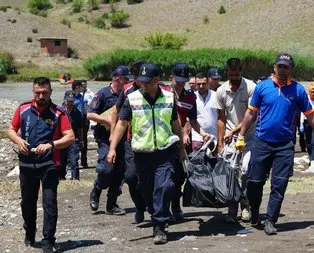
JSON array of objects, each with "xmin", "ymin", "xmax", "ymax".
[
  {"xmin": 299, "ymin": 124, "xmax": 304, "ymax": 134},
  {"xmin": 33, "ymin": 143, "xmax": 53, "ymax": 155},
  {"xmin": 183, "ymin": 133, "xmax": 190, "ymax": 147},
  {"xmin": 224, "ymin": 131, "xmax": 234, "ymax": 144},
  {"xmin": 202, "ymin": 133, "xmax": 210, "ymax": 142},
  {"xmin": 17, "ymin": 138, "xmax": 29, "ymax": 155},
  {"xmin": 217, "ymin": 143, "xmax": 224, "ymax": 154},
  {"xmin": 107, "ymin": 149, "xmax": 116, "ymax": 165},
  {"xmin": 235, "ymin": 135, "xmax": 246, "ymax": 151}
]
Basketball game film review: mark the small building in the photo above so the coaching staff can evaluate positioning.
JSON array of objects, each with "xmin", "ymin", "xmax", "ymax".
[{"xmin": 39, "ymin": 37, "xmax": 68, "ymax": 57}]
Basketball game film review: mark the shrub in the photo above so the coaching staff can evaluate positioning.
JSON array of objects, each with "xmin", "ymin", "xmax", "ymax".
[
  {"xmin": 91, "ymin": 16, "xmax": 106, "ymax": 29},
  {"xmin": 145, "ymin": 32, "xmax": 187, "ymax": 50},
  {"xmin": 68, "ymin": 47, "xmax": 79, "ymax": 58},
  {"xmin": 27, "ymin": 37, "xmax": 33, "ymax": 42},
  {"xmin": 78, "ymin": 16, "xmax": 85, "ymax": 22},
  {"xmin": 203, "ymin": 15, "xmax": 209, "ymax": 24},
  {"xmin": 28, "ymin": 0, "xmax": 52, "ymax": 10},
  {"xmin": 127, "ymin": 0, "xmax": 144, "ymax": 4},
  {"xmin": 88, "ymin": 0, "xmax": 99, "ymax": 10},
  {"xmin": 0, "ymin": 51, "xmax": 14, "ymax": 82},
  {"xmin": 61, "ymin": 18, "xmax": 71, "ymax": 27},
  {"xmin": 218, "ymin": 5, "xmax": 226, "ymax": 14},
  {"xmin": 109, "ymin": 10, "xmax": 129, "ymax": 28},
  {"xmin": 0, "ymin": 6, "xmax": 8, "ymax": 12},
  {"xmin": 56, "ymin": 0, "xmax": 66, "ymax": 3},
  {"xmin": 29, "ymin": 8, "xmax": 48, "ymax": 17},
  {"xmin": 32, "ymin": 28, "xmax": 38, "ymax": 33},
  {"xmin": 72, "ymin": 0, "xmax": 83, "ymax": 13}
]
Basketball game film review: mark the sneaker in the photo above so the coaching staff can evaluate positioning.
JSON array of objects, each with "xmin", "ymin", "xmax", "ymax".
[
  {"xmin": 41, "ymin": 241, "xmax": 54, "ymax": 253},
  {"xmin": 171, "ymin": 204, "xmax": 184, "ymax": 222},
  {"xmin": 304, "ymin": 165, "xmax": 314, "ymax": 173},
  {"xmin": 241, "ymin": 207, "xmax": 251, "ymax": 222},
  {"xmin": 106, "ymin": 205, "xmax": 126, "ymax": 215},
  {"xmin": 135, "ymin": 209, "xmax": 145, "ymax": 224},
  {"xmin": 90, "ymin": 186, "xmax": 101, "ymax": 211},
  {"xmin": 264, "ymin": 219, "xmax": 277, "ymax": 235},
  {"xmin": 24, "ymin": 234, "xmax": 35, "ymax": 247},
  {"xmin": 153, "ymin": 229, "xmax": 167, "ymax": 245}
]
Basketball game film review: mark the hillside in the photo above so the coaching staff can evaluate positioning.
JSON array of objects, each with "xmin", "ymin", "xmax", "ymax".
[{"xmin": 1, "ymin": 0, "xmax": 314, "ymax": 61}]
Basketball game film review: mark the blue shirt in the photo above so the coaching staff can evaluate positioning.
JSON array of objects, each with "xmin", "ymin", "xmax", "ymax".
[{"xmin": 249, "ymin": 78, "xmax": 313, "ymax": 143}]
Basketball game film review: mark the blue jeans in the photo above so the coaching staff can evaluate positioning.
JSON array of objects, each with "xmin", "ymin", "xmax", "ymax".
[{"xmin": 247, "ymin": 136, "xmax": 294, "ymax": 223}]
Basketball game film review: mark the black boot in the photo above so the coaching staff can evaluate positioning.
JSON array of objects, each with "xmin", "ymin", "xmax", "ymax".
[
  {"xmin": 90, "ymin": 185, "xmax": 102, "ymax": 211},
  {"xmin": 23, "ymin": 223, "xmax": 36, "ymax": 247}
]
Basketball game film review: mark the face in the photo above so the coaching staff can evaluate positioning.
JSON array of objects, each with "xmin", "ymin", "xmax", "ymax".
[
  {"xmin": 195, "ymin": 77, "xmax": 209, "ymax": 95},
  {"xmin": 140, "ymin": 77, "xmax": 159, "ymax": 94},
  {"xmin": 171, "ymin": 76, "xmax": 185, "ymax": 89},
  {"xmin": 208, "ymin": 77, "xmax": 220, "ymax": 91},
  {"xmin": 112, "ymin": 76, "xmax": 128, "ymax": 92},
  {"xmin": 33, "ymin": 83, "xmax": 52, "ymax": 107},
  {"xmin": 65, "ymin": 100, "xmax": 74, "ymax": 107},
  {"xmin": 189, "ymin": 77, "xmax": 196, "ymax": 91},
  {"xmin": 273, "ymin": 64, "xmax": 292, "ymax": 82},
  {"xmin": 227, "ymin": 69, "xmax": 242, "ymax": 86}
]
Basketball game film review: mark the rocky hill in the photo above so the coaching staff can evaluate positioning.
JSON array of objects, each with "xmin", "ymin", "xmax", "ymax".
[{"xmin": 1, "ymin": 0, "xmax": 314, "ymax": 61}]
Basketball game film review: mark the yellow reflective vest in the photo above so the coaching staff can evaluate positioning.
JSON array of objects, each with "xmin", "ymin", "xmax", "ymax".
[{"xmin": 128, "ymin": 89, "xmax": 179, "ymax": 152}]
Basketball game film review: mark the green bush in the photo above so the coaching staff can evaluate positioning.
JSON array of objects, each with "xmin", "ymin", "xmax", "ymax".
[
  {"xmin": 72, "ymin": 0, "xmax": 83, "ymax": 13},
  {"xmin": 88, "ymin": 0, "xmax": 99, "ymax": 10},
  {"xmin": 127, "ymin": 0, "xmax": 144, "ymax": 4},
  {"xmin": 29, "ymin": 8, "xmax": 48, "ymax": 17},
  {"xmin": 28, "ymin": 0, "xmax": 52, "ymax": 10},
  {"xmin": 145, "ymin": 32, "xmax": 187, "ymax": 50},
  {"xmin": 32, "ymin": 28, "xmax": 38, "ymax": 33},
  {"xmin": 56, "ymin": 0, "xmax": 66, "ymax": 3},
  {"xmin": 83, "ymin": 48, "xmax": 314, "ymax": 81},
  {"xmin": 109, "ymin": 10, "xmax": 129, "ymax": 28},
  {"xmin": 91, "ymin": 16, "xmax": 106, "ymax": 29},
  {"xmin": 61, "ymin": 18, "xmax": 71, "ymax": 27},
  {"xmin": 218, "ymin": 5, "xmax": 226, "ymax": 14},
  {"xmin": 203, "ymin": 15, "xmax": 209, "ymax": 24},
  {"xmin": 0, "ymin": 51, "xmax": 14, "ymax": 82},
  {"xmin": 68, "ymin": 47, "xmax": 79, "ymax": 58},
  {"xmin": 27, "ymin": 36, "xmax": 33, "ymax": 42}
]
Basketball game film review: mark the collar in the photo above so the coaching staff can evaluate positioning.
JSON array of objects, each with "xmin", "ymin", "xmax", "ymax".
[
  {"xmin": 272, "ymin": 76, "xmax": 292, "ymax": 88},
  {"xmin": 225, "ymin": 78, "xmax": 244, "ymax": 92}
]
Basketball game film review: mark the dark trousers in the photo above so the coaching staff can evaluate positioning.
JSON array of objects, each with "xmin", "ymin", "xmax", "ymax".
[
  {"xmin": 247, "ymin": 137, "xmax": 294, "ymax": 223},
  {"xmin": 124, "ymin": 141, "xmax": 146, "ymax": 212},
  {"xmin": 61, "ymin": 139, "xmax": 80, "ymax": 179},
  {"xmin": 81, "ymin": 118, "xmax": 89, "ymax": 165},
  {"xmin": 19, "ymin": 166, "xmax": 59, "ymax": 244},
  {"xmin": 94, "ymin": 139, "xmax": 125, "ymax": 209},
  {"xmin": 134, "ymin": 148, "xmax": 175, "ymax": 229}
]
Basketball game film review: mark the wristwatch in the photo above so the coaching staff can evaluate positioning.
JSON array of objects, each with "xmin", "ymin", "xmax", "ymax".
[{"xmin": 49, "ymin": 141, "xmax": 55, "ymax": 150}]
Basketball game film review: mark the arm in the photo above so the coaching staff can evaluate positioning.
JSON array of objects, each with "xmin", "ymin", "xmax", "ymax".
[
  {"xmin": 217, "ymin": 109, "xmax": 226, "ymax": 153},
  {"xmin": 107, "ymin": 119, "xmax": 129, "ymax": 165},
  {"xmin": 239, "ymin": 109, "xmax": 258, "ymax": 136},
  {"xmin": 7, "ymin": 125, "xmax": 29, "ymax": 155},
  {"xmin": 189, "ymin": 119, "xmax": 210, "ymax": 141},
  {"xmin": 182, "ymin": 121, "xmax": 191, "ymax": 147},
  {"xmin": 87, "ymin": 112, "xmax": 111, "ymax": 125},
  {"xmin": 172, "ymin": 119, "xmax": 186, "ymax": 161},
  {"xmin": 306, "ymin": 112, "xmax": 314, "ymax": 129},
  {"xmin": 109, "ymin": 105, "xmax": 119, "ymax": 142}
]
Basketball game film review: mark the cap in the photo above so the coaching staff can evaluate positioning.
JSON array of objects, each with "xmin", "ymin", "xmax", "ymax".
[
  {"xmin": 137, "ymin": 63, "xmax": 160, "ymax": 83},
  {"xmin": 172, "ymin": 63, "xmax": 189, "ymax": 82},
  {"xmin": 275, "ymin": 52, "xmax": 294, "ymax": 67},
  {"xmin": 64, "ymin": 90, "xmax": 75, "ymax": 102},
  {"xmin": 130, "ymin": 60, "xmax": 147, "ymax": 76},
  {"xmin": 112, "ymin": 66, "xmax": 131, "ymax": 78},
  {"xmin": 208, "ymin": 67, "xmax": 221, "ymax": 79}
]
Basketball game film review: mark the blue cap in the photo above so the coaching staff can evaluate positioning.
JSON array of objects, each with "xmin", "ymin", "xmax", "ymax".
[
  {"xmin": 208, "ymin": 67, "xmax": 221, "ymax": 79},
  {"xmin": 275, "ymin": 52, "xmax": 294, "ymax": 67},
  {"xmin": 137, "ymin": 63, "xmax": 160, "ymax": 83},
  {"xmin": 112, "ymin": 66, "xmax": 131, "ymax": 78},
  {"xmin": 172, "ymin": 63, "xmax": 189, "ymax": 82},
  {"xmin": 64, "ymin": 90, "xmax": 75, "ymax": 102}
]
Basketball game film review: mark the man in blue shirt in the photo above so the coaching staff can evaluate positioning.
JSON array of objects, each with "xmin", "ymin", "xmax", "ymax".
[{"xmin": 235, "ymin": 52, "xmax": 314, "ymax": 235}]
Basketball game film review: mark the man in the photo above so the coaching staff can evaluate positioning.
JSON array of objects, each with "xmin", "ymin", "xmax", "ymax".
[
  {"xmin": 170, "ymin": 63, "xmax": 210, "ymax": 222},
  {"xmin": 110, "ymin": 60, "xmax": 148, "ymax": 224},
  {"xmin": 216, "ymin": 58, "xmax": 256, "ymax": 223},
  {"xmin": 61, "ymin": 90, "xmax": 83, "ymax": 180},
  {"xmin": 189, "ymin": 76, "xmax": 197, "ymax": 91},
  {"xmin": 235, "ymin": 52, "xmax": 314, "ymax": 235},
  {"xmin": 7, "ymin": 77, "xmax": 74, "ymax": 253},
  {"xmin": 81, "ymin": 79, "xmax": 95, "ymax": 168},
  {"xmin": 88, "ymin": 66, "xmax": 129, "ymax": 215},
  {"xmin": 208, "ymin": 67, "xmax": 221, "ymax": 91},
  {"xmin": 107, "ymin": 63, "xmax": 185, "ymax": 244},
  {"xmin": 191, "ymin": 72, "xmax": 218, "ymax": 152}
]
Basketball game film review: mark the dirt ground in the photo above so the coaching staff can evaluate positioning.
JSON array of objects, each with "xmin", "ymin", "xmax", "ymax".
[{"xmin": 1, "ymin": 147, "xmax": 314, "ymax": 253}]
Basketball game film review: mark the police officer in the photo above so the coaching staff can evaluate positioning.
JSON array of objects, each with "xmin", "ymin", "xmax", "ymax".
[
  {"xmin": 235, "ymin": 52, "xmax": 314, "ymax": 235},
  {"xmin": 87, "ymin": 66, "xmax": 130, "ymax": 215},
  {"xmin": 107, "ymin": 63, "xmax": 185, "ymax": 244},
  {"xmin": 170, "ymin": 63, "xmax": 210, "ymax": 222},
  {"xmin": 61, "ymin": 90, "xmax": 83, "ymax": 180},
  {"xmin": 7, "ymin": 77, "xmax": 74, "ymax": 253},
  {"xmin": 111, "ymin": 60, "xmax": 148, "ymax": 223}
]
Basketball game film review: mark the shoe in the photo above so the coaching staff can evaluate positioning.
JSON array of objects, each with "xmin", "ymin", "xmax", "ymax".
[
  {"xmin": 241, "ymin": 207, "xmax": 251, "ymax": 222},
  {"xmin": 24, "ymin": 234, "xmax": 35, "ymax": 247},
  {"xmin": 171, "ymin": 203, "xmax": 184, "ymax": 222},
  {"xmin": 251, "ymin": 211, "xmax": 260, "ymax": 226},
  {"xmin": 264, "ymin": 219, "xmax": 277, "ymax": 235},
  {"xmin": 41, "ymin": 241, "xmax": 54, "ymax": 253},
  {"xmin": 153, "ymin": 229, "xmax": 167, "ymax": 245},
  {"xmin": 90, "ymin": 186, "xmax": 101, "ymax": 211},
  {"xmin": 106, "ymin": 205, "xmax": 126, "ymax": 215},
  {"xmin": 135, "ymin": 209, "xmax": 145, "ymax": 224},
  {"xmin": 304, "ymin": 165, "xmax": 314, "ymax": 173}
]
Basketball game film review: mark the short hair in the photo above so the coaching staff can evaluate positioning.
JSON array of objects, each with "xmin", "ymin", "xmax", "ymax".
[
  {"xmin": 195, "ymin": 72, "xmax": 208, "ymax": 80},
  {"xmin": 33, "ymin": 77, "xmax": 51, "ymax": 89},
  {"xmin": 225, "ymin": 58, "xmax": 243, "ymax": 71},
  {"xmin": 72, "ymin": 80, "xmax": 83, "ymax": 90},
  {"xmin": 81, "ymin": 79, "xmax": 87, "ymax": 86}
]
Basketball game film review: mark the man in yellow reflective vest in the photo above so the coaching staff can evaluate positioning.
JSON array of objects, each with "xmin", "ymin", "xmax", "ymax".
[{"xmin": 107, "ymin": 63, "xmax": 185, "ymax": 245}]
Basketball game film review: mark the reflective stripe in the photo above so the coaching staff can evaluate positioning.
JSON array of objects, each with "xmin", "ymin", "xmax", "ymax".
[{"xmin": 177, "ymin": 100, "xmax": 193, "ymax": 110}]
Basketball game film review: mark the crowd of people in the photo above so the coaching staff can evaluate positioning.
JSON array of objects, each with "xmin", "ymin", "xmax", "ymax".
[{"xmin": 7, "ymin": 52, "xmax": 314, "ymax": 252}]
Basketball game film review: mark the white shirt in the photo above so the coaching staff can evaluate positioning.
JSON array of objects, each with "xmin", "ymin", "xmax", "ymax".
[{"xmin": 192, "ymin": 90, "xmax": 218, "ymax": 142}]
